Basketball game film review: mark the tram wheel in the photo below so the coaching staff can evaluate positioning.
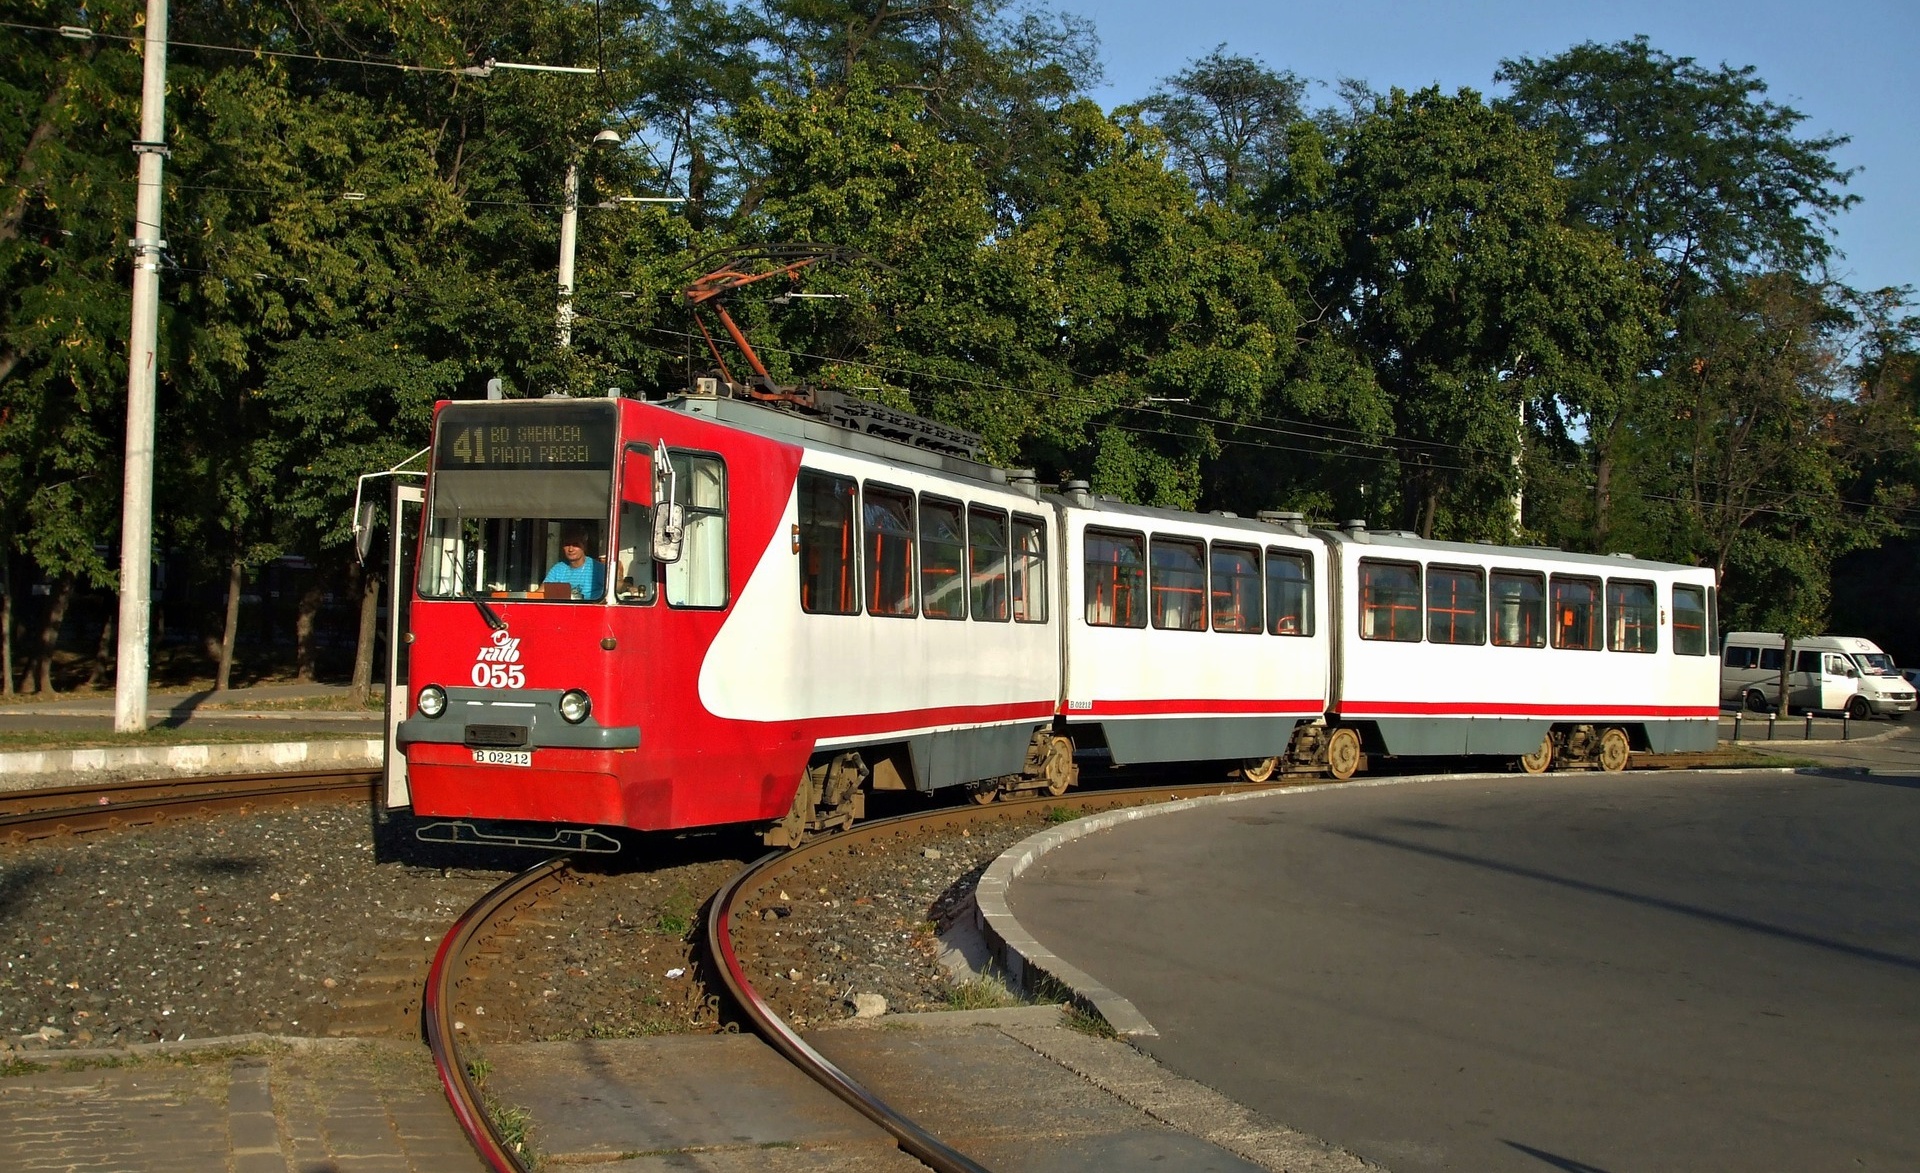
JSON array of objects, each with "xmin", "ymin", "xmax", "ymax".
[
  {"xmin": 1241, "ymin": 756, "xmax": 1279, "ymax": 784},
  {"xmin": 1519, "ymin": 734, "xmax": 1554, "ymax": 775},
  {"xmin": 967, "ymin": 784, "xmax": 999, "ymax": 805},
  {"xmin": 1597, "ymin": 727, "xmax": 1630, "ymax": 773},
  {"xmin": 1326, "ymin": 727, "xmax": 1363, "ymax": 781}
]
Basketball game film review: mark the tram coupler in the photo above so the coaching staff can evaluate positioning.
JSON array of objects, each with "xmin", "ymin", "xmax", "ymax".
[{"xmin": 415, "ymin": 820, "xmax": 623, "ymax": 854}]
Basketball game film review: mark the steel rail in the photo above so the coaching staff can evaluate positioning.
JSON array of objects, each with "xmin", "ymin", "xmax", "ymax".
[
  {"xmin": 425, "ymin": 856, "xmax": 574, "ymax": 1173},
  {"xmin": 706, "ymin": 779, "xmax": 1299, "ymax": 1173},
  {"xmin": 0, "ymin": 769, "xmax": 378, "ymax": 843}
]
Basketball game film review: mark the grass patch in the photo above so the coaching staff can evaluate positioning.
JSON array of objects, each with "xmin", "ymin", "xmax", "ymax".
[
  {"xmin": 651, "ymin": 887, "xmax": 702, "ymax": 937},
  {"xmin": 197, "ymin": 693, "xmax": 384, "ymax": 713},
  {"xmin": 0, "ymin": 1058, "xmax": 47, "ymax": 1078},
  {"xmin": 489, "ymin": 1103, "xmax": 537, "ymax": 1164},
  {"xmin": 1043, "ymin": 806, "xmax": 1081, "ymax": 825},
  {"xmin": 946, "ymin": 975, "xmax": 1022, "ymax": 1011},
  {"xmin": 1063, "ymin": 1004, "xmax": 1118, "ymax": 1038},
  {"xmin": 0, "ymin": 728, "xmax": 372, "ymax": 753}
]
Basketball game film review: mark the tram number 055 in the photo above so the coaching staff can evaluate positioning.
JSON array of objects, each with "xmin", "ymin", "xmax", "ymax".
[{"xmin": 472, "ymin": 663, "xmax": 526, "ymax": 688}]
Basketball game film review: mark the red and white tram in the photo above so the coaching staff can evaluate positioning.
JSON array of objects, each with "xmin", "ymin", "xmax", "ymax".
[{"xmin": 392, "ymin": 389, "xmax": 1719, "ymax": 850}]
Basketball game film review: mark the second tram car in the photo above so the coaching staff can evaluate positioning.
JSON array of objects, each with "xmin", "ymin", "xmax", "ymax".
[{"xmin": 394, "ymin": 388, "xmax": 1719, "ymax": 849}]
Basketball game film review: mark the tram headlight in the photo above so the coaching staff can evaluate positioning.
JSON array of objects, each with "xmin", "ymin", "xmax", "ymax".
[
  {"xmin": 417, "ymin": 685, "xmax": 447, "ymax": 719},
  {"xmin": 559, "ymin": 689, "xmax": 592, "ymax": 724}
]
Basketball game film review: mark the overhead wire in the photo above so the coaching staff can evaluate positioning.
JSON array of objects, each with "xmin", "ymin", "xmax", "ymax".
[{"xmin": 0, "ymin": 18, "xmax": 594, "ymax": 77}]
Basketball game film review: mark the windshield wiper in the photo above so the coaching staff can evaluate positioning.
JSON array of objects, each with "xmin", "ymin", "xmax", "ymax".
[{"xmin": 465, "ymin": 590, "xmax": 508, "ymax": 631}]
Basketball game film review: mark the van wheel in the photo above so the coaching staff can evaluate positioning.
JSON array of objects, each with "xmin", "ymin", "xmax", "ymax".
[
  {"xmin": 1742, "ymin": 689, "xmax": 1773, "ymax": 714},
  {"xmin": 1847, "ymin": 696, "xmax": 1873, "ymax": 722},
  {"xmin": 1598, "ymin": 727, "xmax": 1630, "ymax": 773}
]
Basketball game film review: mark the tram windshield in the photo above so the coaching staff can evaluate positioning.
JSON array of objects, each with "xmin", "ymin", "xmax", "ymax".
[
  {"xmin": 417, "ymin": 401, "xmax": 618, "ymax": 604},
  {"xmin": 420, "ymin": 515, "xmax": 612, "ymax": 601}
]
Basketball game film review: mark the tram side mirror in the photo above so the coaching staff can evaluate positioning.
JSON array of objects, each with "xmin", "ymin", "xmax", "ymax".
[
  {"xmin": 650, "ymin": 439, "xmax": 684, "ymax": 564},
  {"xmin": 352, "ymin": 499, "xmax": 378, "ymax": 564}
]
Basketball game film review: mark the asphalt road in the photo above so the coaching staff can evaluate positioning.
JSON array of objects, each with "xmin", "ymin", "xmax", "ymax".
[{"xmin": 1010, "ymin": 747, "xmax": 1920, "ymax": 1172}]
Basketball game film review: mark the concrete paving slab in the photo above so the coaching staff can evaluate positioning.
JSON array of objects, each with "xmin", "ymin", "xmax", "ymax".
[
  {"xmin": 806, "ymin": 1015, "xmax": 1273, "ymax": 1172},
  {"xmin": 0, "ymin": 1037, "xmax": 484, "ymax": 1173},
  {"xmin": 584, "ymin": 1146, "xmax": 925, "ymax": 1172},
  {"xmin": 480, "ymin": 1034, "xmax": 905, "ymax": 1164}
]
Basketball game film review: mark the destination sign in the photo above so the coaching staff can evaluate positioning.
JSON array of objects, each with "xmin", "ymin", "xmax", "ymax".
[{"xmin": 433, "ymin": 403, "xmax": 617, "ymax": 470}]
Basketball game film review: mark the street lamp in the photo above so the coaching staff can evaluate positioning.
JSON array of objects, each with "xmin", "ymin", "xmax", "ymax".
[{"xmin": 556, "ymin": 128, "xmax": 622, "ymax": 350}]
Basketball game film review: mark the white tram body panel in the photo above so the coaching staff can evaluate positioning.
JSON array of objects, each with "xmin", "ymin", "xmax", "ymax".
[
  {"xmin": 697, "ymin": 435, "xmax": 1061, "ymax": 786},
  {"xmin": 1323, "ymin": 529, "xmax": 1721, "ymax": 755},
  {"xmin": 1059, "ymin": 500, "xmax": 1331, "ymax": 765}
]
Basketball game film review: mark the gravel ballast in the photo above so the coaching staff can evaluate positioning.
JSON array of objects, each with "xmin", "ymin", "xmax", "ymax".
[{"xmin": 0, "ymin": 803, "xmax": 514, "ymax": 1050}]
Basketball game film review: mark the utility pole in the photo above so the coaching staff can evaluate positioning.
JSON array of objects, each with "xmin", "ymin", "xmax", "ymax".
[
  {"xmin": 556, "ymin": 157, "xmax": 580, "ymax": 349},
  {"xmin": 113, "ymin": 0, "xmax": 169, "ymax": 732}
]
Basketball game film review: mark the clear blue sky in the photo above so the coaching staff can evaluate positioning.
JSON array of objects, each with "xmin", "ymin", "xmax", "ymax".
[{"xmin": 1063, "ymin": 0, "xmax": 1917, "ymax": 294}]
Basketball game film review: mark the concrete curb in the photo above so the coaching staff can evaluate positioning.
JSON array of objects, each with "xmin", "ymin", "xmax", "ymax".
[
  {"xmin": 973, "ymin": 764, "xmax": 1805, "ymax": 1039},
  {"xmin": 0, "ymin": 738, "xmax": 382, "ymax": 786}
]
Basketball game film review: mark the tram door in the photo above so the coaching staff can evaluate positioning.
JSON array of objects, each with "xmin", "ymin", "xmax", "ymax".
[{"xmin": 385, "ymin": 482, "xmax": 424, "ymax": 808}]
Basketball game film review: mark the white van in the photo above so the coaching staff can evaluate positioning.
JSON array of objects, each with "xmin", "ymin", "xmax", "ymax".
[{"xmin": 1721, "ymin": 632, "xmax": 1916, "ymax": 719}]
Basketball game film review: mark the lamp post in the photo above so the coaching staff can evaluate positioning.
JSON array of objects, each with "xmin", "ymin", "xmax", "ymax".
[{"xmin": 556, "ymin": 129, "xmax": 622, "ymax": 350}]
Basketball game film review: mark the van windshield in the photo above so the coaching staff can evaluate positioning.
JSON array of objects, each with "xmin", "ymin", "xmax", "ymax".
[{"xmin": 1852, "ymin": 652, "xmax": 1897, "ymax": 675}]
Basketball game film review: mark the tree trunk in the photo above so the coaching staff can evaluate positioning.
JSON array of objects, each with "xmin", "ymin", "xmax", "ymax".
[
  {"xmin": 1593, "ymin": 419, "xmax": 1616, "ymax": 551},
  {"xmin": 1, "ymin": 564, "xmax": 13, "ymax": 696},
  {"xmin": 84, "ymin": 606, "xmax": 115, "ymax": 689},
  {"xmin": 294, "ymin": 577, "xmax": 325, "ymax": 681},
  {"xmin": 30, "ymin": 574, "xmax": 74, "ymax": 694},
  {"xmin": 216, "ymin": 555, "xmax": 243, "ymax": 693},
  {"xmin": 348, "ymin": 562, "xmax": 380, "ymax": 705},
  {"xmin": 1776, "ymin": 632, "xmax": 1795, "ymax": 716}
]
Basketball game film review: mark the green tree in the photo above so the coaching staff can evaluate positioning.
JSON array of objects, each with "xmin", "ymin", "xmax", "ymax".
[
  {"xmin": 1276, "ymin": 86, "xmax": 1658, "ymax": 539},
  {"xmin": 1128, "ymin": 46, "xmax": 1306, "ymax": 207}
]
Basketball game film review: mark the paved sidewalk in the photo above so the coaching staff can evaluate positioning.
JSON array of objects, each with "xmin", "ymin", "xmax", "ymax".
[{"xmin": 0, "ymin": 1039, "xmax": 484, "ymax": 1173}]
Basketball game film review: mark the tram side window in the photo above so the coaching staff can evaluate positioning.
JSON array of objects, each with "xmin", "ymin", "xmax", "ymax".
[
  {"xmin": 666, "ymin": 452, "xmax": 728, "ymax": 608},
  {"xmin": 1010, "ymin": 514, "xmax": 1049, "ymax": 623},
  {"xmin": 1150, "ymin": 536, "xmax": 1207, "ymax": 631},
  {"xmin": 798, "ymin": 471, "xmax": 859, "ymax": 615},
  {"xmin": 1084, "ymin": 528, "xmax": 1146, "ymax": 628},
  {"xmin": 1489, "ymin": 571, "xmax": 1545, "ymax": 648},
  {"xmin": 1551, "ymin": 575, "xmax": 1602, "ymax": 650},
  {"xmin": 1210, "ymin": 543, "xmax": 1261, "ymax": 634},
  {"xmin": 1359, "ymin": 559, "xmax": 1421, "ymax": 642},
  {"xmin": 1607, "ymin": 579, "xmax": 1658, "ymax": 653},
  {"xmin": 1673, "ymin": 585, "xmax": 1708, "ymax": 656},
  {"xmin": 1267, "ymin": 548, "xmax": 1313, "ymax": 636},
  {"xmin": 919, "ymin": 496, "xmax": 967, "ymax": 620},
  {"xmin": 968, "ymin": 505, "xmax": 1010, "ymax": 622},
  {"xmin": 863, "ymin": 483, "xmax": 916, "ymax": 618},
  {"xmin": 1427, "ymin": 565, "xmax": 1485, "ymax": 645}
]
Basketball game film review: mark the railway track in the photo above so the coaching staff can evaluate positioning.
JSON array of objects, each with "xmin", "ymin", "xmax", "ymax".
[
  {"xmin": 421, "ymin": 749, "xmax": 1761, "ymax": 1171},
  {"xmin": 0, "ymin": 768, "xmax": 379, "ymax": 844}
]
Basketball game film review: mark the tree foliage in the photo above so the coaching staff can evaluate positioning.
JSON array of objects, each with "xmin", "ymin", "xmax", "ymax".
[{"xmin": 0, "ymin": 3, "xmax": 1911, "ymax": 684}]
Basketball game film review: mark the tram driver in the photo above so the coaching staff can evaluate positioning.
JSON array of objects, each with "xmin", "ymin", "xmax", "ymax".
[{"xmin": 542, "ymin": 523, "xmax": 607, "ymax": 600}]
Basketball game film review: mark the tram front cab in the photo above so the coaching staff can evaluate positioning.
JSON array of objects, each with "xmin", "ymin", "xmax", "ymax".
[{"xmin": 396, "ymin": 396, "xmax": 767, "ymax": 837}]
